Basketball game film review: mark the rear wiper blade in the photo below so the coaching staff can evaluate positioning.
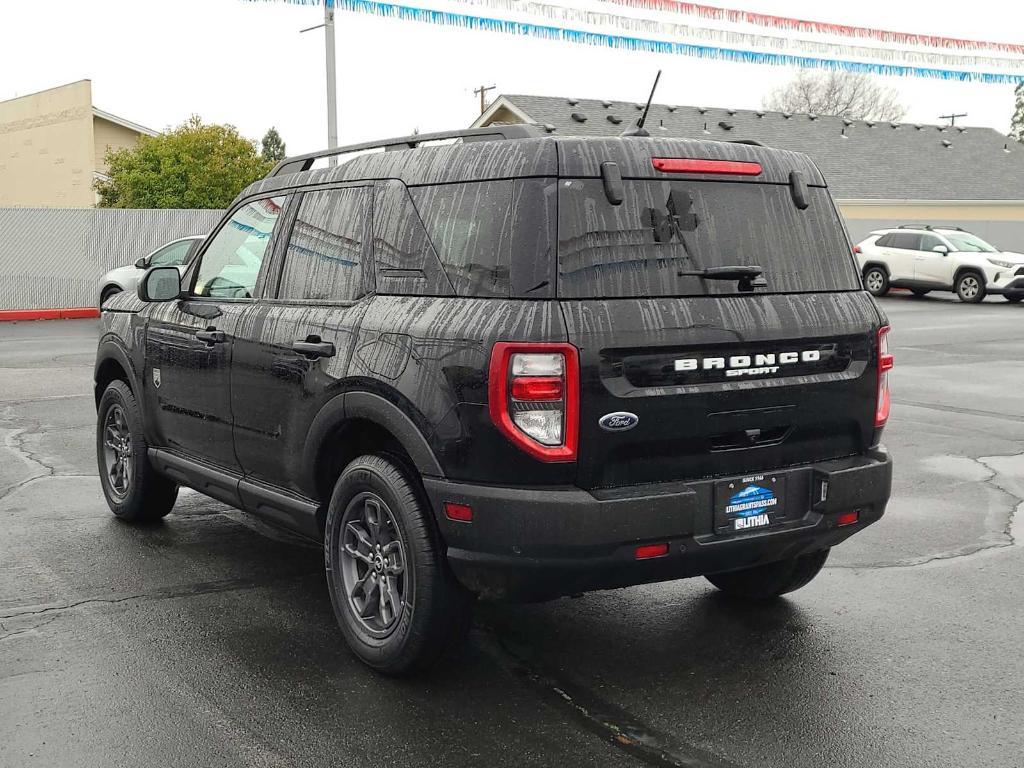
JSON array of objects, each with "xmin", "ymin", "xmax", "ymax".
[{"xmin": 677, "ymin": 265, "xmax": 766, "ymax": 292}]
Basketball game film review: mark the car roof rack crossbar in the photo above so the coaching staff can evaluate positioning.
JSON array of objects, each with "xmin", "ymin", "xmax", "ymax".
[{"xmin": 268, "ymin": 125, "xmax": 545, "ymax": 177}]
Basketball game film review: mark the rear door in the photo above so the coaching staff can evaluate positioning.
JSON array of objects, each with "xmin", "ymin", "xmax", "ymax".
[
  {"xmin": 231, "ymin": 184, "xmax": 372, "ymax": 501},
  {"xmin": 880, "ymin": 232, "xmax": 921, "ymax": 281},
  {"xmin": 556, "ymin": 170, "xmax": 879, "ymax": 491}
]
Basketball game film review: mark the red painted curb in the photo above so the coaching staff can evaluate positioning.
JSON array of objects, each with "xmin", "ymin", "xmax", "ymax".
[{"xmin": 0, "ymin": 307, "xmax": 100, "ymax": 322}]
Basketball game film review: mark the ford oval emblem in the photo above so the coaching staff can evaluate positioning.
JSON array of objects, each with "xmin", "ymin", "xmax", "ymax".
[{"xmin": 599, "ymin": 412, "xmax": 639, "ymax": 432}]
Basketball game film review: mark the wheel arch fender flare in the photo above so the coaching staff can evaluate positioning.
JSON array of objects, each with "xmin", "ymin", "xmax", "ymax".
[
  {"xmin": 301, "ymin": 391, "xmax": 444, "ymax": 494},
  {"xmin": 861, "ymin": 261, "xmax": 890, "ymax": 277},
  {"xmin": 953, "ymin": 266, "xmax": 985, "ymax": 284},
  {"xmin": 94, "ymin": 339, "xmax": 140, "ymax": 406}
]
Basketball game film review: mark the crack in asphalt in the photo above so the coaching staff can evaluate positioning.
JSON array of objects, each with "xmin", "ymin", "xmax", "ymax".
[
  {"xmin": 831, "ymin": 452, "xmax": 1022, "ymax": 571},
  {"xmin": 0, "ymin": 573, "xmax": 320, "ymax": 621},
  {"xmin": 477, "ymin": 624, "xmax": 740, "ymax": 768},
  {"xmin": 892, "ymin": 399, "xmax": 1024, "ymax": 423}
]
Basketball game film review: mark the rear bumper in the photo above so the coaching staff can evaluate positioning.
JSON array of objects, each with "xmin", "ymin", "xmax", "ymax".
[{"xmin": 424, "ymin": 449, "xmax": 892, "ymax": 601}]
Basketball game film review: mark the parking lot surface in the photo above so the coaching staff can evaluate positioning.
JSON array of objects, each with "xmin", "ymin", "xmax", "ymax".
[{"xmin": 2, "ymin": 293, "xmax": 1022, "ymax": 768}]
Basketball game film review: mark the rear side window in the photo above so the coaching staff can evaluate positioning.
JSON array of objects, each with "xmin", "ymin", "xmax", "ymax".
[
  {"xmin": 888, "ymin": 233, "xmax": 922, "ymax": 250},
  {"xmin": 557, "ymin": 179, "xmax": 860, "ymax": 298},
  {"xmin": 278, "ymin": 187, "xmax": 368, "ymax": 302},
  {"xmin": 372, "ymin": 180, "xmax": 453, "ymax": 297},
  {"xmin": 409, "ymin": 179, "xmax": 555, "ymax": 298}
]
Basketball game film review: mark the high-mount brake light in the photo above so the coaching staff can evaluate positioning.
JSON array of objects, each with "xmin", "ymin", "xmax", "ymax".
[
  {"xmin": 488, "ymin": 342, "xmax": 579, "ymax": 462},
  {"xmin": 876, "ymin": 326, "xmax": 894, "ymax": 428},
  {"xmin": 652, "ymin": 158, "xmax": 763, "ymax": 176}
]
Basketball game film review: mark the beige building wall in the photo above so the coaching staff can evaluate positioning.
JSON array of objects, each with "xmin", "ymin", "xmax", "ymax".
[
  {"xmin": 0, "ymin": 80, "xmax": 97, "ymax": 207},
  {"xmin": 93, "ymin": 116, "xmax": 144, "ymax": 176}
]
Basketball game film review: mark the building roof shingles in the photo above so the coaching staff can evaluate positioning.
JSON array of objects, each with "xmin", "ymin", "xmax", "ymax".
[{"xmin": 491, "ymin": 94, "xmax": 1024, "ymax": 201}]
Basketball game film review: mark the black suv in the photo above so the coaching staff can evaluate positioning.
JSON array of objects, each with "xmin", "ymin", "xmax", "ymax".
[{"xmin": 95, "ymin": 126, "xmax": 893, "ymax": 674}]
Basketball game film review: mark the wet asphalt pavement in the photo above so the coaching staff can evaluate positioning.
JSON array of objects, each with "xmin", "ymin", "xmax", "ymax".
[{"xmin": 1, "ymin": 294, "xmax": 1022, "ymax": 768}]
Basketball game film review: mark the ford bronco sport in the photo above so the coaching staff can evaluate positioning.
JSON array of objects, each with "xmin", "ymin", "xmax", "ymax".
[{"xmin": 95, "ymin": 126, "xmax": 894, "ymax": 674}]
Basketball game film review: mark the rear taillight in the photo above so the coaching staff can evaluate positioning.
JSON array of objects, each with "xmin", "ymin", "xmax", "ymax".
[
  {"xmin": 853, "ymin": 245, "xmax": 862, "ymax": 254},
  {"xmin": 488, "ymin": 342, "xmax": 579, "ymax": 462},
  {"xmin": 876, "ymin": 326, "xmax": 894, "ymax": 428}
]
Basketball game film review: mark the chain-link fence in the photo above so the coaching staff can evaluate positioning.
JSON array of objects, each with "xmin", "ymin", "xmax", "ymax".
[{"xmin": 0, "ymin": 208, "xmax": 224, "ymax": 310}]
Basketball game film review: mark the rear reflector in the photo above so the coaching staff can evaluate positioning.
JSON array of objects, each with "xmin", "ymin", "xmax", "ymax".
[
  {"xmin": 444, "ymin": 502, "xmax": 473, "ymax": 522},
  {"xmin": 853, "ymin": 245, "xmax": 862, "ymax": 254},
  {"xmin": 635, "ymin": 543, "xmax": 670, "ymax": 560},
  {"xmin": 652, "ymin": 158, "xmax": 763, "ymax": 176},
  {"xmin": 837, "ymin": 511, "xmax": 859, "ymax": 527}
]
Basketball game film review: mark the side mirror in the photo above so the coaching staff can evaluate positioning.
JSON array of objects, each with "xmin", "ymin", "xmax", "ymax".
[
  {"xmin": 134, "ymin": 256, "xmax": 149, "ymax": 269},
  {"xmin": 138, "ymin": 266, "xmax": 182, "ymax": 302},
  {"xmin": 932, "ymin": 245, "xmax": 949, "ymax": 255}
]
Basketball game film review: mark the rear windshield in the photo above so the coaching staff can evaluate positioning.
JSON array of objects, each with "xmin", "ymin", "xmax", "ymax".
[{"xmin": 557, "ymin": 179, "xmax": 860, "ymax": 298}]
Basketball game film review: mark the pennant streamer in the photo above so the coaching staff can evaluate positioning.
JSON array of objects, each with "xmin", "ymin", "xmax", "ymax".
[
  {"xmin": 246, "ymin": 0, "xmax": 1024, "ymax": 82},
  {"xmin": 443, "ymin": 0, "xmax": 1024, "ymax": 72},
  {"xmin": 598, "ymin": 0, "xmax": 1024, "ymax": 55}
]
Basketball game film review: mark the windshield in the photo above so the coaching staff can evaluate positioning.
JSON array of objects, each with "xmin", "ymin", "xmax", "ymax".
[
  {"xmin": 557, "ymin": 179, "xmax": 860, "ymax": 298},
  {"xmin": 945, "ymin": 232, "xmax": 997, "ymax": 253}
]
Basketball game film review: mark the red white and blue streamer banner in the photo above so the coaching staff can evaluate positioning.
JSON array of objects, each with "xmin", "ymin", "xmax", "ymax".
[
  {"xmin": 600, "ymin": 0, "xmax": 1024, "ymax": 55},
  {"xmin": 249, "ymin": 0, "xmax": 1024, "ymax": 83}
]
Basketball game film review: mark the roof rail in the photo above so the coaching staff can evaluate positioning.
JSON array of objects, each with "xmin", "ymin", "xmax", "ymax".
[
  {"xmin": 897, "ymin": 224, "xmax": 966, "ymax": 232},
  {"xmin": 728, "ymin": 139, "xmax": 765, "ymax": 147},
  {"xmin": 268, "ymin": 125, "xmax": 545, "ymax": 177}
]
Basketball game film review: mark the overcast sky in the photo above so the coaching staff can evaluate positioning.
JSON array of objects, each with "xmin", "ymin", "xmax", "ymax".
[{"xmin": 2, "ymin": 0, "xmax": 1021, "ymax": 154}]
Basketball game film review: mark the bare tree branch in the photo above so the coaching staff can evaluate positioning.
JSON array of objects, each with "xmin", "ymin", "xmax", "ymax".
[{"xmin": 764, "ymin": 70, "xmax": 907, "ymax": 122}]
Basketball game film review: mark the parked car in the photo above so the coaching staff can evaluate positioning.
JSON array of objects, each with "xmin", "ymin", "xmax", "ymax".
[
  {"xmin": 94, "ymin": 127, "xmax": 893, "ymax": 675},
  {"xmin": 855, "ymin": 226, "xmax": 1024, "ymax": 303},
  {"xmin": 98, "ymin": 235, "xmax": 205, "ymax": 306}
]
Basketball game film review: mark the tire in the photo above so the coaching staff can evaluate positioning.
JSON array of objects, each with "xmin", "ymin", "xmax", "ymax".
[
  {"xmin": 325, "ymin": 454, "xmax": 471, "ymax": 676},
  {"xmin": 863, "ymin": 267, "xmax": 889, "ymax": 297},
  {"xmin": 1004, "ymin": 295, "xmax": 1023, "ymax": 303},
  {"xmin": 100, "ymin": 286, "xmax": 122, "ymax": 306},
  {"xmin": 96, "ymin": 380, "xmax": 178, "ymax": 522},
  {"xmin": 705, "ymin": 548, "xmax": 830, "ymax": 601},
  {"xmin": 955, "ymin": 271, "xmax": 986, "ymax": 303},
  {"xmin": 910, "ymin": 289, "xmax": 930, "ymax": 297}
]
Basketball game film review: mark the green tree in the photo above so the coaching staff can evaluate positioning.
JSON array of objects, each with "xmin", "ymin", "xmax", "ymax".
[
  {"xmin": 1011, "ymin": 82, "xmax": 1024, "ymax": 142},
  {"xmin": 95, "ymin": 116, "xmax": 272, "ymax": 209},
  {"xmin": 261, "ymin": 126, "xmax": 287, "ymax": 163}
]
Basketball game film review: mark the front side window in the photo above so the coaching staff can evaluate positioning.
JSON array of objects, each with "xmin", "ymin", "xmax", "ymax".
[
  {"xmin": 919, "ymin": 234, "xmax": 944, "ymax": 252},
  {"xmin": 193, "ymin": 196, "xmax": 286, "ymax": 299},
  {"xmin": 150, "ymin": 239, "xmax": 194, "ymax": 268},
  {"xmin": 945, "ymin": 232, "xmax": 997, "ymax": 253},
  {"xmin": 278, "ymin": 187, "xmax": 369, "ymax": 302}
]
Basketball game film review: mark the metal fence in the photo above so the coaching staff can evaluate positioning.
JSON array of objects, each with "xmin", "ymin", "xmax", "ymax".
[{"xmin": 0, "ymin": 208, "xmax": 224, "ymax": 310}]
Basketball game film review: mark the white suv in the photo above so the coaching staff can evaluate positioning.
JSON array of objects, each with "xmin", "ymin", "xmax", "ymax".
[{"xmin": 854, "ymin": 227, "xmax": 1024, "ymax": 303}]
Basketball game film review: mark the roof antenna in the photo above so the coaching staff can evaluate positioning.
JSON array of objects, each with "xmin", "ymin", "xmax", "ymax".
[{"xmin": 622, "ymin": 70, "xmax": 661, "ymax": 137}]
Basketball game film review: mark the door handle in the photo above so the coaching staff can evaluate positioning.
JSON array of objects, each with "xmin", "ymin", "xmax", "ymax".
[
  {"xmin": 195, "ymin": 329, "xmax": 226, "ymax": 344},
  {"xmin": 292, "ymin": 339, "xmax": 336, "ymax": 359}
]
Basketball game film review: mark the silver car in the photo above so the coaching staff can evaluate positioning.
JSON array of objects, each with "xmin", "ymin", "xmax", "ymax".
[{"xmin": 99, "ymin": 235, "xmax": 205, "ymax": 306}]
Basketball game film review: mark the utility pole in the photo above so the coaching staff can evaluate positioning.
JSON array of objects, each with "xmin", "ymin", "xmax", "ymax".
[
  {"xmin": 474, "ymin": 84, "xmax": 496, "ymax": 115},
  {"xmin": 939, "ymin": 112, "xmax": 967, "ymax": 127},
  {"xmin": 300, "ymin": 0, "xmax": 339, "ymax": 165}
]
